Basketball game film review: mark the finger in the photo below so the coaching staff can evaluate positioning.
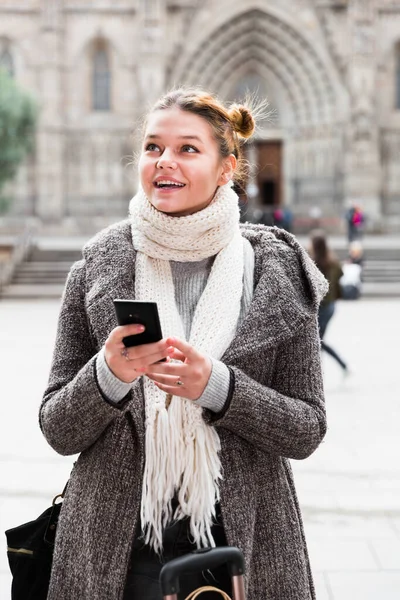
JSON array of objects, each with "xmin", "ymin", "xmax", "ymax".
[
  {"xmin": 110, "ymin": 324, "xmax": 146, "ymax": 344},
  {"xmin": 144, "ymin": 362, "xmax": 186, "ymax": 376},
  {"xmin": 168, "ymin": 349, "xmax": 186, "ymax": 363},
  {"xmin": 165, "ymin": 337, "xmax": 197, "ymax": 360},
  {"xmin": 153, "ymin": 381, "xmax": 187, "ymax": 397},
  {"xmin": 124, "ymin": 339, "xmax": 171, "ymax": 361},
  {"xmin": 146, "ymin": 373, "xmax": 182, "ymax": 386},
  {"xmin": 131, "ymin": 346, "xmax": 175, "ymax": 370}
]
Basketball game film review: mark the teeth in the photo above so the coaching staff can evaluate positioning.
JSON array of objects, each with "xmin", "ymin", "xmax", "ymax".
[{"xmin": 156, "ymin": 180, "xmax": 185, "ymax": 187}]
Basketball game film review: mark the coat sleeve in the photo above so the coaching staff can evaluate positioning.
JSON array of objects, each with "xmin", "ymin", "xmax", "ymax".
[
  {"xmin": 208, "ymin": 316, "xmax": 327, "ymax": 460},
  {"xmin": 39, "ymin": 260, "xmax": 135, "ymax": 456}
]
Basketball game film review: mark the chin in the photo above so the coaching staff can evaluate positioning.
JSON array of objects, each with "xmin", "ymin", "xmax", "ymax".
[{"xmin": 149, "ymin": 198, "xmax": 183, "ymax": 215}]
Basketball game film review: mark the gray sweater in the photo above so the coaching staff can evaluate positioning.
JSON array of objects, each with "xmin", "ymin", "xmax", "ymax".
[
  {"xmin": 40, "ymin": 222, "xmax": 328, "ymax": 600},
  {"xmin": 96, "ymin": 248, "xmax": 255, "ymax": 412}
]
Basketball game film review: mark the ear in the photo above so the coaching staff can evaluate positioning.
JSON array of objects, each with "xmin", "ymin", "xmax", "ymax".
[{"xmin": 217, "ymin": 154, "xmax": 237, "ymax": 186}]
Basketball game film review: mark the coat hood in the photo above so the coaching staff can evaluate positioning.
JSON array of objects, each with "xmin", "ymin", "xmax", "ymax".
[{"xmin": 240, "ymin": 223, "xmax": 328, "ymax": 309}]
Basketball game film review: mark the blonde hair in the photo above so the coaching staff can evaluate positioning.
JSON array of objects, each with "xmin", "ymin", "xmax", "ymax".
[{"xmin": 145, "ymin": 88, "xmax": 257, "ymax": 185}]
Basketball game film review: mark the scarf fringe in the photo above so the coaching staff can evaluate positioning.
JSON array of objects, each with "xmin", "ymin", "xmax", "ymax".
[{"xmin": 140, "ymin": 399, "xmax": 222, "ymax": 554}]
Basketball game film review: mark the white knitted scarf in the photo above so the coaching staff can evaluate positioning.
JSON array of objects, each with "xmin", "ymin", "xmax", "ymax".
[{"xmin": 129, "ymin": 183, "xmax": 244, "ymax": 554}]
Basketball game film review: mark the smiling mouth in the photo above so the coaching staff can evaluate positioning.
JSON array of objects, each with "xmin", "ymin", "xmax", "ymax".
[{"xmin": 154, "ymin": 180, "xmax": 186, "ymax": 189}]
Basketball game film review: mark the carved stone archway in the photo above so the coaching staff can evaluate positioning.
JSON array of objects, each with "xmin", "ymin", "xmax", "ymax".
[
  {"xmin": 167, "ymin": 8, "xmax": 349, "ymax": 213},
  {"xmin": 168, "ymin": 8, "xmax": 345, "ymax": 129}
]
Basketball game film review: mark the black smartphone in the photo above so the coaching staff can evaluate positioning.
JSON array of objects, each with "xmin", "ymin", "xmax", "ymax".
[{"xmin": 113, "ymin": 300, "xmax": 163, "ymax": 348}]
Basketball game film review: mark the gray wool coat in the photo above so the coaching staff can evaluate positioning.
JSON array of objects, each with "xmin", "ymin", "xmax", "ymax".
[{"xmin": 40, "ymin": 221, "xmax": 328, "ymax": 600}]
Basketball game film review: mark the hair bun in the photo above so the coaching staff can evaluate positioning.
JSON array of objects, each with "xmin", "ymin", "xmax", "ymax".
[{"xmin": 228, "ymin": 104, "xmax": 255, "ymax": 139}]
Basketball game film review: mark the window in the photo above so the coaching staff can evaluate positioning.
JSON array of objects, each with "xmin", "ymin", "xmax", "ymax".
[
  {"xmin": 396, "ymin": 43, "xmax": 400, "ymax": 110},
  {"xmin": 92, "ymin": 44, "xmax": 110, "ymax": 111},
  {"xmin": 0, "ymin": 47, "xmax": 14, "ymax": 77}
]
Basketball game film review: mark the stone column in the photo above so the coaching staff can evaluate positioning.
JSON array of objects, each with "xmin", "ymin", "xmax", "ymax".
[
  {"xmin": 344, "ymin": 0, "xmax": 381, "ymax": 220},
  {"xmin": 35, "ymin": 0, "xmax": 65, "ymax": 221},
  {"xmin": 136, "ymin": 0, "xmax": 166, "ymax": 107}
]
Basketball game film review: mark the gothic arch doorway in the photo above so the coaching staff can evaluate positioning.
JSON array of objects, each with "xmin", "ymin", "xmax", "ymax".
[
  {"xmin": 239, "ymin": 140, "xmax": 283, "ymax": 223},
  {"xmin": 256, "ymin": 141, "xmax": 283, "ymax": 207},
  {"xmin": 227, "ymin": 71, "xmax": 285, "ymax": 213}
]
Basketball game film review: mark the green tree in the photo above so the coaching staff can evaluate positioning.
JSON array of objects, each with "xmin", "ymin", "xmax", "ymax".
[{"xmin": 0, "ymin": 68, "xmax": 38, "ymax": 211}]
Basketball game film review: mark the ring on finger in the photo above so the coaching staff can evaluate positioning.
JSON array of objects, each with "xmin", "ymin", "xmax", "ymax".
[
  {"xmin": 121, "ymin": 347, "xmax": 131, "ymax": 361},
  {"xmin": 176, "ymin": 379, "xmax": 184, "ymax": 387}
]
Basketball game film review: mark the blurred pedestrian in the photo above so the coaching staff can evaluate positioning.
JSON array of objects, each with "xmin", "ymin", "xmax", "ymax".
[
  {"xmin": 339, "ymin": 240, "xmax": 364, "ymax": 300},
  {"xmin": 340, "ymin": 261, "xmax": 362, "ymax": 300},
  {"xmin": 273, "ymin": 206, "xmax": 293, "ymax": 232},
  {"xmin": 40, "ymin": 88, "xmax": 328, "ymax": 600},
  {"xmin": 273, "ymin": 206, "xmax": 284, "ymax": 227},
  {"xmin": 345, "ymin": 203, "xmax": 364, "ymax": 243},
  {"xmin": 309, "ymin": 230, "xmax": 349, "ymax": 374},
  {"xmin": 347, "ymin": 240, "xmax": 364, "ymax": 267},
  {"xmin": 282, "ymin": 206, "xmax": 293, "ymax": 232}
]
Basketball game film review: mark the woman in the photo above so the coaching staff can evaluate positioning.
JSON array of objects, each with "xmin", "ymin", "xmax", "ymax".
[
  {"xmin": 309, "ymin": 230, "xmax": 348, "ymax": 372},
  {"xmin": 40, "ymin": 89, "xmax": 328, "ymax": 600}
]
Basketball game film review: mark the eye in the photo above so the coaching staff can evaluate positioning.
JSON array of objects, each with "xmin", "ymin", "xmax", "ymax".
[
  {"xmin": 145, "ymin": 143, "xmax": 161, "ymax": 152},
  {"xmin": 181, "ymin": 145, "xmax": 199, "ymax": 153}
]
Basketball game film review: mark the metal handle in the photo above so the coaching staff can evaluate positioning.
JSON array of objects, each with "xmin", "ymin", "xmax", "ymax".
[
  {"xmin": 160, "ymin": 546, "xmax": 245, "ymax": 596},
  {"xmin": 52, "ymin": 478, "xmax": 69, "ymax": 506}
]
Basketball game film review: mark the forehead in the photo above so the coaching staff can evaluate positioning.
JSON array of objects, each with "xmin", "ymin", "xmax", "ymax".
[{"xmin": 144, "ymin": 107, "xmax": 215, "ymax": 141}]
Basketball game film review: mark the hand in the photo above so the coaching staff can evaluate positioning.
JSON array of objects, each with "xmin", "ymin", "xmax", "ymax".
[
  {"xmin": 144, "ymin": 337, "xmax": 212, "ymax": 401},
  {"xmin": 104, "ymin": 324, "xmax": 175, "ymax": 383}
]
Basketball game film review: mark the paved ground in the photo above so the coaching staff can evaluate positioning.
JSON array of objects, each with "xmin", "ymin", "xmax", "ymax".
[
  {"xmin": 2, "ymin": 231, "xmax": 400, "ymax": 250},
  {"xmin": 1, "ymin": 297, "xmax": 399, "ymax": 599},
  {"xmin": 30, "ymin": 232, "xmax": 400, "ymax": 249}
]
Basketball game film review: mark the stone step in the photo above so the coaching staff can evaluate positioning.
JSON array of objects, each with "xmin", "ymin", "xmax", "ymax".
[
  {"xmin": 1, "ymin": 284, "xmax": 64, "ymax": 299},
  {"xmin": 362, "ymin": 268, "xmax": 400, "ymax": 275},
  {"xmin": 15, "ymin": 270, "xmax": 71, "ymax": 278},
  {"xmin": 363, "ymin": 263, "xmax": 400, "ymax": 269},
  {"xmin": 362, "ymin": 269, "xmax": 400, "ymax": 277},
  {"xmin": 335, "ymin": 251, "xmax": 400, "ymax": 260},
  {"xmin": 362, "ymin": 277, "xmax": 400, "ymax": 282},
  {"xmin": 363, "ymin": 273, "xmax": 400, "ymax": 278},
  {"xmin": 3, "ymin": 282, "xmax": 400, "ymax": 300},
  {"xmin": 13, "ymin": 277, "xmax": 68, "ymax": 285},
  {"xmin": 3, "ymin": 242, "xmax": 400, "ymax": 298},
  {"xmin": 29, "ymin": 250, "xmax": 82, "ymax": 262},
  {"xmin": 18, "ymin": 262, "xmax": 76, "ymax": 270},
  {"xmin": 361, "ymin": 282, "xmax": 400, "ymax": 297},
  {"xmin": 8, "ymin": 273, "xmax": 400, "ymax": 289},
  {"xmin": 16, "ymin": 275, "xmax": 400, "ymax": 287}
]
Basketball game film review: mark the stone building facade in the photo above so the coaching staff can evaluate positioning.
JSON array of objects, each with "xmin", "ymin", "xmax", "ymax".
[{"xmin": 1, "ymin": 0, "xmax": 400, "ymax": 230}]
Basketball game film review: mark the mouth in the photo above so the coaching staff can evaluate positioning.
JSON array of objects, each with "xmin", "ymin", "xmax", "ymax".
[{"xmin": 153, "ymin": 179, "xmax": 186, "ymax": 190}]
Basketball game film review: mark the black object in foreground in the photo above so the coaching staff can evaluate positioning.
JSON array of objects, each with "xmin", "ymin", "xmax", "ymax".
[
  {"xmin": 160, "ymin": 546, "xmax": 246, "ymax": 600},
  {"xmin": 5, "ymin": 489, "xmax": 66, "ymax": 600},
  {"xmin": 113, "ymin": 299, "xmax": 163, "ymax": 348}
]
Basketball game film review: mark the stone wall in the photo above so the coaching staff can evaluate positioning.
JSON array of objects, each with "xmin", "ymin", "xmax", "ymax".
[{"xmin": 0, "ymin": 0, "xmax": 399, "ymax": 229}]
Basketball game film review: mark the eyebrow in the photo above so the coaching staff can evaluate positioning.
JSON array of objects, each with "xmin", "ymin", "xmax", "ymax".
[{"xmin": 145, "ymin": 134, "xmax": 203, "ymax": 142}]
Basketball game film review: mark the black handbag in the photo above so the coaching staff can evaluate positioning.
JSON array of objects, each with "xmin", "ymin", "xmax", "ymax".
[{"xmin": 5, "ymin": 482, "xmax": 68, "ymax": 600}]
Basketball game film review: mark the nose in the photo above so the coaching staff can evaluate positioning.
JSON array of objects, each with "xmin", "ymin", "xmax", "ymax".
[{"xmin": 156, "ymin": 149, "xmax": 177, "ymax": 170}]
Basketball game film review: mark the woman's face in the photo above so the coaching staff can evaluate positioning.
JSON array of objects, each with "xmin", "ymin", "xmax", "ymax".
[{"xmin": 138, "ymin": 107, "xmax": 235, "ymax": 217}]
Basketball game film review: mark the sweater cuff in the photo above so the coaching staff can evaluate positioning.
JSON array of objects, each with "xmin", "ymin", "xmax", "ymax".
[
  {"xmin": 96, "ymin": 347, "xmax": 134, "ymax": 404},
  {"xmin": 194, "ymin": 358, "xmax": 230, "ymax": 413}
]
